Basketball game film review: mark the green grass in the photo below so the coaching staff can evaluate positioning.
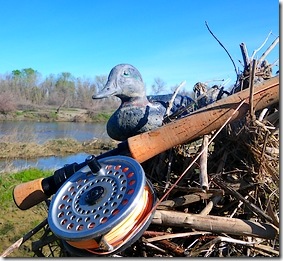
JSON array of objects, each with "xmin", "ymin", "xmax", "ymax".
[
  {"xmin": 12, "ymin": 168, "xmax": 52, "ymax": 182},
  {"xmin": 0, "ymin": 168, "xmax": 52, "ymax": 257},
  {"xmin": 0, "ymin": 168, "xmax": 52, "ymax": 209},
  {"xmin": 0, "ymin": 222, "xmax": 14, "ymax": 235},
  {"xmin": 93, "ymin": 112, "xmax": 111, "ymax": 122},
  {"xmin": 15, "ymin": 111, "xmax": 24, "ymax": 116},
  {"xmin": 47, "ymin": 110, "xmax": 58, "ymax": 119}
]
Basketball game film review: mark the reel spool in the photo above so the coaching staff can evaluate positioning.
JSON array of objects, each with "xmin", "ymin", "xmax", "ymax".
[{"xmin": 48, "ymin": 155, "xmax": 156, "ymax": 256}]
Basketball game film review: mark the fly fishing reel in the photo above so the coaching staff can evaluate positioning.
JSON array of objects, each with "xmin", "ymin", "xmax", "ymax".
[{"xmin": 48, "ymin": 155, "xmax": 156, "ymax": 256}]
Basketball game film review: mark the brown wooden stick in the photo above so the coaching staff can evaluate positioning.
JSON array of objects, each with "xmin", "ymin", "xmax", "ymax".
[
  {"xmin": 152, "ymin": 210, "xmax": 279, "ymax": 239},
  {"xmin": 165, "ymin": 80, "xmax": 186, "ymax": 117},
  {"xmin": 158, "ymin": 239, "xmax": 185, "ymax": 256},
  {"xmin": 157, "ymin": 191, "xmax": 221, "ymax": 209}
]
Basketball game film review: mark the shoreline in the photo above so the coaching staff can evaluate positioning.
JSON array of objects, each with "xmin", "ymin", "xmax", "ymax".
[
  {"xmin": 0, "ymin": 138, "xmax": 119, "ymax": 160},
  {"xmin": 0, "ymin": 107, "xmax": 112, "ymax": 123},
  {"xmin": 0, "ymin": 107, "xmax": 117, "ymax": 160}
]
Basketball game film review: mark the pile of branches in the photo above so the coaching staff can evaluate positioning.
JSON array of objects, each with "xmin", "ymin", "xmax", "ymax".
[
  {"xmin": 133, "ymin": 35, "xmax": 279, "ymax": 257},
  {"xmin": 133, "ymin": 37, "xmax": 279, "ymax": 257},
  {"xmin": 138, "ymin": 102, "xmax": 279, "ymax": 257}
]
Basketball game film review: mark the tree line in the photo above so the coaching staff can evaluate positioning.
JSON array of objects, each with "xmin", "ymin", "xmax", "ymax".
[
  {"xmin": 0, "ymin": 68, "xmax": 109, "ymax": 114},
  {"xmin": 0, "ymin": 68, "xmax": 195, "ymax": 115}
]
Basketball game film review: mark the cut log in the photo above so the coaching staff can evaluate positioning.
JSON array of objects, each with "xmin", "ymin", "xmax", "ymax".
[{"xmin": 152, "ymin": 210, "xmax": 279, "ymax": 239}]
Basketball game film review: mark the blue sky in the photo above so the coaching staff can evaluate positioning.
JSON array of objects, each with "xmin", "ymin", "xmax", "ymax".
[{"xmin": 0, "ymin": 0, "xmax": 279, "ymax": 93}]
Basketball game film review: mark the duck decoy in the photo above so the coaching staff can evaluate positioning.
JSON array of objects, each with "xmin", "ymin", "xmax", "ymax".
[{"xmin": 92, "ymin": 64, "xmax": 194, "ymax": 141}]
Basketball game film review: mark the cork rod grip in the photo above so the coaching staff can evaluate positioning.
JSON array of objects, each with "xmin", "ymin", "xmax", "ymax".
[{"xmin": 13, "ymin": 178, "xmax": 48, "ymax": 210}]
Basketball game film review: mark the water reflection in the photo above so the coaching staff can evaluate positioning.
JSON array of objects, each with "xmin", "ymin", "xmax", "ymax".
[
  {"xmin": 12, "ymin": 153, "xmax": 91, "ymax": 171},
  {"xmin": 0, "ymin": 121, "xmax": 111, "ymax": 172},
  {"xmin": 0, "ymin": 121, "xmax": 110, "ymax": 143}
]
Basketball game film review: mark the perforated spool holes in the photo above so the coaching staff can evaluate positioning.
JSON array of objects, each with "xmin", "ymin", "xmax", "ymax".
[{"xmin": 48, "ymin": 156, "xmax": 146, "ymax": 242}]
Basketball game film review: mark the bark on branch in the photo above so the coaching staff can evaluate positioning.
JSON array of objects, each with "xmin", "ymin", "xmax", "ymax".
[{"xmin": 152, "ymin": 210, "xmax": 279, "ymax": 239}]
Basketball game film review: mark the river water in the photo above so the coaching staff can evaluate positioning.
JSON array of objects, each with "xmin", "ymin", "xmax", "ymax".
[
  {"xmin": 0, "ymin": 121, "xmax": 111, "ymax": 172},
  {"xmin": 0, "ymin": 121, "xmax": 110, "ymax": 143}
]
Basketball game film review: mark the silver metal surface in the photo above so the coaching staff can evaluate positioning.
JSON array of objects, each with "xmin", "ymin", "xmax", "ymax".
[{"xmin": 48, "ymin": 156, "xmax": 146, "ymax": 241}]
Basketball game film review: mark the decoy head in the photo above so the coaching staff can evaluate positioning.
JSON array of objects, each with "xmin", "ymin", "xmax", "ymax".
[{"xmin": 92, "ymin": 64, "xmax": 146, "ymax": 101}]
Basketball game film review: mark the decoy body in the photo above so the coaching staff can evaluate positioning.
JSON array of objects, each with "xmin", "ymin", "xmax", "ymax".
[{"xmin": 92, "ymin": 64, "xmax": 194, "ymax": 141}]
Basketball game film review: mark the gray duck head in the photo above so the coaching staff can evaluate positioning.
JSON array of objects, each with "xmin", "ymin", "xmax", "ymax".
[{"xmin": 92, "ymin": 64, "xmax": 147, "ymax": 102}]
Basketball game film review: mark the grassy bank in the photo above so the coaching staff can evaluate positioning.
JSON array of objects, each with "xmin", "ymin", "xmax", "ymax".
[
  {"xmin": 0, "ymin": 107, "xmax": 112, "ymax": 123},
  {"xmin": 0, "ymin": 138, "xmax": 118, "ymax": 161},
  {"xmin": 0, "ymin": 168, "xmax": 53, "ymax": 257}
]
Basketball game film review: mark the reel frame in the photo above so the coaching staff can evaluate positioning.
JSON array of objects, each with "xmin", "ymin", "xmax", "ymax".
[{"xmin": 48, "ymin": 155, "xmax": 156, "ymax": 256}]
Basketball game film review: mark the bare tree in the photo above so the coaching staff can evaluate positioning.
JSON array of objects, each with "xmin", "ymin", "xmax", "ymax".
[
  {"xmin": 75, "ymin": 77, "xmax": 96, "ymax": 109},
  {"xmin": 54, "ymin": 72, "xmax": 75, "ymax": 113},
  {"xmin": 0, "ymin": 69, "xmax": 175, "ymax": 114},
  {"xmin": 94, "ymin": 75, "xmax": 107, "ymax": 94},
  {"xmin": 0, "ymin": 91, "xmax": 17, "ymax": 113},
  {"xmin": 151, "ymin": 77, "xmax": 166, "ymax": 94}
]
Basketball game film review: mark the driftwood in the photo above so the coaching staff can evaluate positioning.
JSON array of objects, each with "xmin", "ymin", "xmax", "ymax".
[
  {"xmin": 199, "ymin": 134, "xmax": 210, "ymax": 190},
  {"xmin": 199, "ymin": 195, "xmax": 222, "ymax": 216},
  {"xmin": 152, "ymin": 210, "xmax": 279, "ymax": 239},
  {"xmin": 240, "ymin": 42, "xmax": 249, "ymax": 69},
  {"xmin": 157, "ymin": 189, "xmax": 223, "ymax": 209},
  {"xmin": 212, "ymin": 177, "xmax": 275, "ymax": 224},
  {"xmin": 258, "ymin": 36, "xmax": 279, "ymax": 65},
  {"xmin": 165, "ymin": 80, "xmax": 186, "ymax": 117},
  {"xmin": 189, "ymin": 236, "xmax": 279, "ymax": 257},
  {"xmin": 248, "ymin": 59, "xmax": 256, "ymax": 120}
]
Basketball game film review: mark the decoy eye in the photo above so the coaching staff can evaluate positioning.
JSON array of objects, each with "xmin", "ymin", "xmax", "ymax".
[{"xmin": 123, "ymin": 71, "xmax": 129, "ymax": 77}]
